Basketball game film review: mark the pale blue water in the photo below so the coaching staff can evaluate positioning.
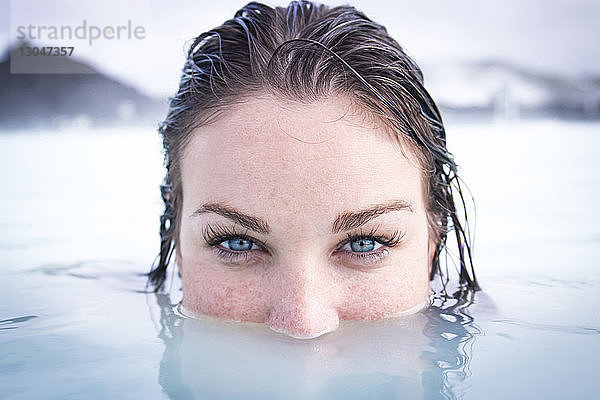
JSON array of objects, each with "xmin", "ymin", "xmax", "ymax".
[{"xmin": 0, "ymin": 120, "xmax": 598, "ymax": 399}]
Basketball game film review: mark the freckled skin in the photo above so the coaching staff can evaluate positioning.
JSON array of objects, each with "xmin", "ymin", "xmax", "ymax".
[{"xmin": 177, "ymin": 93, "xmax": 434, "ymax": 339}]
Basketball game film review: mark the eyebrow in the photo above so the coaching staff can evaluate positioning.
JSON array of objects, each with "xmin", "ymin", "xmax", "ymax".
[
  {"xmin": 192, "ymin": 199, "xmax": 413, "ymax": 236},
  {"xmin": 331, "ymin": 199, "xmax": 413, "ymax": 234},
  {"xmin": 192, "ymin": 203, "xmax": 271, "ymax": 235}
]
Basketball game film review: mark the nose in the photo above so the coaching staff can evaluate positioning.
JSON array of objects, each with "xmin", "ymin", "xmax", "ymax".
[{"xmin": 266, "ymin": 265, "xmax": 340, "ymax": 339}]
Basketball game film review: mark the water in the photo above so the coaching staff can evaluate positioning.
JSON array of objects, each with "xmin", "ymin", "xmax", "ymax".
[{"xmin": 0, "ymin": 120, "xmax": 598, "ymax": 399}]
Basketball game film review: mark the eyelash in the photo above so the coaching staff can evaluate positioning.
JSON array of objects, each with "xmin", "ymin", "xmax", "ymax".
[
  {"xmin": 202, "ymin": 224, "xmax": 265, "ymax": 263},
  {"xmin": 338, "ymin": 227, "xmax": 403, "ymax": 265},
  {"xmin": 202, "ymin": 223, "xmax": 404, "ymax": 267}
]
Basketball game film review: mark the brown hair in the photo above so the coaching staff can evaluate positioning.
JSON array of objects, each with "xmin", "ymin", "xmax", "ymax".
[{"xmin": 148, "ymin": 0, "xmax": 479, "ymax": 295}]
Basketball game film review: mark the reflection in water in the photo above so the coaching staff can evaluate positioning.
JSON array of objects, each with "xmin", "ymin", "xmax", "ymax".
[
  {"xmin": 422, "ymin": 293, "xmax": 482, "ymax": 400},
  {"xmin": 149, "ymin": 292, "xmax": 481, "ymax": 400}
]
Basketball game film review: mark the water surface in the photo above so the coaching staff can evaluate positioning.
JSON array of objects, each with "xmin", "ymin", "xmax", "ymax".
[{"xmin": 1, "ymin": 120, "xmax": 598, "ymax": 399}]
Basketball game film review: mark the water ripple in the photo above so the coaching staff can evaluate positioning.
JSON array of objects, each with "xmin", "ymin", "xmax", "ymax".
[
  {"xmin": 492, "ymin": 318, "xmax": 599, "ymax": 335},
  {"xmin": 0, "ymin": 315, "xmax": 38, "ymax": 330}
]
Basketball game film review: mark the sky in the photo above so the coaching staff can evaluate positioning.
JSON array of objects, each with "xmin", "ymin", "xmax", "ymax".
[{"xmin": 1, "ymin": 0, "xmax": 599, "ymax": 98}]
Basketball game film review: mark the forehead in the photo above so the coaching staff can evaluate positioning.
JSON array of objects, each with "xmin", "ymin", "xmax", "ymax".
[{"xmin": 180, "ymin": 93, "xmax": 425, "ymax": 216}]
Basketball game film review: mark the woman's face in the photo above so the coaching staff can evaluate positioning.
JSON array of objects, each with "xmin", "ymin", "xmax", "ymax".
[{"xmin": 177, "ymin": 93, "xmax": 434, "ymax": 339}]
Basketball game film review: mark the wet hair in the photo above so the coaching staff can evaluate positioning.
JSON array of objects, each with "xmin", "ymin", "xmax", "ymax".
[{"xmin": 148, "ymin": 0, "xmax": 479, "ymax": 295}]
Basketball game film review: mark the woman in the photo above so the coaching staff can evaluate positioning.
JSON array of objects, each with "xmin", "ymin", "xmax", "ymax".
[{"xmin": 149, "ymin": 0, "xmax": 479, "ymax": 339}]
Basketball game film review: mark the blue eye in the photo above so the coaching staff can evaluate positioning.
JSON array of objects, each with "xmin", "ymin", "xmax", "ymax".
[
  {"xmin": 343, "ymin": 238, "xmax": 383, "ymax": 253},
  {"xmin": 220, "ymin": 237, "xmax": 258, "ymax": 251}
]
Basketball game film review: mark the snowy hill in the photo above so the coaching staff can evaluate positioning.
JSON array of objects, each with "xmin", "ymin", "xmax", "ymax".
[
  {"xmin": 424, "ymin": 60, "xmax": 600, "ymax": 120},
  {"xmin": 0, "ymin": 42, "xmax": 166, "ymax": 130}
]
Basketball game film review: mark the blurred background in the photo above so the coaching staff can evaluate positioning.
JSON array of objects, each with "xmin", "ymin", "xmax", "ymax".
[{"xmin": 1, "ymin": 0, "xmax": 599, "ymax": 129}]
